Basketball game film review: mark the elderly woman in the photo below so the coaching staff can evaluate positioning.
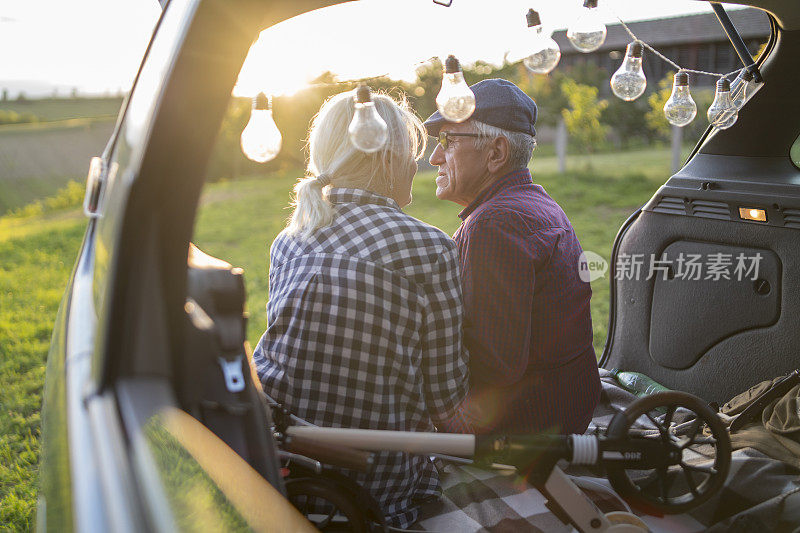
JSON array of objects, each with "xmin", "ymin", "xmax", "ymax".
[{"xmin": 252, "ymin": 90, "xmax": 468, "ymax": 528}]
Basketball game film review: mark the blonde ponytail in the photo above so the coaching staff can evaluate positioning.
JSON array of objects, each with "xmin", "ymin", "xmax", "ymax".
[{"xmin": 285, "ymin": 176, "xmax": 336, "ymax": 239}]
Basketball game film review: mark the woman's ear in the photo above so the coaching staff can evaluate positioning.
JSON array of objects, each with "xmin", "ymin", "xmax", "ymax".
[{"xmin": 486, "ymin": 136, "xmax": 511, "ymax": 174}]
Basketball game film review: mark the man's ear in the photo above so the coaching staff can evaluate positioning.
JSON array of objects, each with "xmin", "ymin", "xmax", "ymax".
[{"xmin": 486, "ymin": 136, "xmax": 511, "ymax": 174}]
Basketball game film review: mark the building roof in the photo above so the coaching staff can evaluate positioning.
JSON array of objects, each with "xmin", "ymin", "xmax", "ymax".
[{"xmin": 553, "ymin": 7, "xmax": 770, "ymax": 53}]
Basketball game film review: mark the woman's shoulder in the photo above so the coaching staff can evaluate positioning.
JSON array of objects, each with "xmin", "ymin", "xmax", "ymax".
[
  {"xmin": 269, "ymin": 229, "xmax": 312, "ymax": 266},
  {"xmin": 379, "ymin": 209, "xmax": 457, "ymax": 255},
  {"xmin": 269, "ymin": 208, "xmax": 457, "ymax": 275},
  {"xmin": 353, "ymin": 210, "xmax": 459, "ymax": 283},
  {"xmin": 377, "ymin": 207, "xmax": 453, "ymax": 242}
]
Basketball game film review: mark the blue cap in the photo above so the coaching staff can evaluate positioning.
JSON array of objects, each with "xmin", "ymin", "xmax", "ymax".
[{"xmin": 424, "ymin": 78, "xmax": 537, "ymax": 137}]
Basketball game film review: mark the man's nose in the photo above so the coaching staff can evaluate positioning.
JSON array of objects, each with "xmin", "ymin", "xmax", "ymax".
[{"xmin": 429, "ymin": 143, "xmax": 444, "ymax": 166}]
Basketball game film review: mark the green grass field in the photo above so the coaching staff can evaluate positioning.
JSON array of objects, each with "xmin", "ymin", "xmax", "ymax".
[
  {"xmin": 0, "ymin": 118, "xmax": 117, "ymax": 215},
  {"xmin": 0, "ymin": 212, "xmax": 85, "ymax": 530},
  {"xmin": 0, "ymin": 147, "xmax": 674, "ymax": 531},
  {"xmin": 0, "ymin": 97, "xmax": 123, "ymax": 216},
  {"xmin": 0, "ymin": 97, "xmax": 124, "ymax": 122}
]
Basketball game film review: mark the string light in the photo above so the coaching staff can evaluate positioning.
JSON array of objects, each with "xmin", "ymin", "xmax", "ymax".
[
  {"xmin": 707, "ymin": 78, "xmax": 738, "ymax": 129},
  {"xmin": 663, "ymin": 71, "xmax": 697, "ymax": 127},
  {"xmin": 567, "ymin": 0, "xmax": 607, "ymax": 53},
  {"xmin": 523, "ymin": 9, "xmax": 561, "ymax": 74},
  {"xmin": 610, "ymin": 9, "xmax": 744, "ymax": 81},
  {"xmin": 436, "ymin": 55, "xmax": 476, "ymax": 122},
  {"xmin": 348, "ymin": 84, "xmax": 388, "ymax": 153},
  {"xmin": 607, "ymin": 7, "xmax": 759, "ymax": 127},
  {"xmin": 610, "ymin": 41, "xmax": 646, "ymax": 101},
  {"xmin": 240, "ymin": 5, "xmax": 762, "ymax": 154},
  {"xmin": 240, "ymin": 93, "xmax": 282, "ymax": 163}
]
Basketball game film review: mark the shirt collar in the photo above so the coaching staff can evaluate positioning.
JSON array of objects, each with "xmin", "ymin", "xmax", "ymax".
[
  {"xmin": 326, "ymin": 187, "xmax": 401, "ymax": 211},
  {"xmin": 458, "ymin": 168, "xmax": 533, "ymax": 220}
]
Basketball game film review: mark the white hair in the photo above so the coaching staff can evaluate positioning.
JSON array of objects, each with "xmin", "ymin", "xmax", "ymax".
[
  {"xmin": 471, "ymin": 120, "xmax": 537, "ymax": 170},
  {"xmin": 285, "ymin": 90, "xmax": 427, "ymax": 239}
]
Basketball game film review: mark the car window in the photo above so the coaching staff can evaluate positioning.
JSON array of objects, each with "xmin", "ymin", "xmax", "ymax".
[
  {"xmin": 791, "ymin": 133, "xmax": 800, "ymax": 170},
  {"xmin": 143, "ymin": 413, "xmax": 252, "ymax": 531}
]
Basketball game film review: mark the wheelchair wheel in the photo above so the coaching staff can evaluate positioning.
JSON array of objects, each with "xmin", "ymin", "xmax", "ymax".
[
  {"xmin": 605, "ymin": 391, "xmax": 731, "ymax": 515},
  {"xmin": 285, "ymin": 476, "xmax": 371, "ymax": 532}
]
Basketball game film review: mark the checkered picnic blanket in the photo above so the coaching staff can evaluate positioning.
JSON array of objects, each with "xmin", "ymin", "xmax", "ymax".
[{"xmin": 410, "ymin": 370, "xmax": 800, "ymax": 532}]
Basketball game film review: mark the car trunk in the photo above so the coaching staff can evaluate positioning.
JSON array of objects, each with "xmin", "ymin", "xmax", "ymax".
[{"xmin": 600, "ymin": 13, "xmax": 800, "ymax": 403}]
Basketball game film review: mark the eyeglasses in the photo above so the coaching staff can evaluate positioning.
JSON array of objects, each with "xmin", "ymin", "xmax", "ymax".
[{"xmin": 435, "ymin": 131, "xmax": 482, "ymax": 150}]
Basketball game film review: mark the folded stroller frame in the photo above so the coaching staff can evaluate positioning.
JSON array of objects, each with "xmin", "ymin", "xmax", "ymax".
[{"xmin": 269, "ymin": 391, "xmax": 732, "ymax": 532}]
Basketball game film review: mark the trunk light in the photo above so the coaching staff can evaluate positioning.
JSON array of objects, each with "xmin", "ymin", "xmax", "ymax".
[{"xmin": 738, "ymin": 207, "xmax": 767, "ymax": 222}]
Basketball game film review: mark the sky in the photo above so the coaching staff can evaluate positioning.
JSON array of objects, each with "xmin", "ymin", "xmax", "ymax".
[
  {"xmin": 0, "ymin": 0, "xmax": 744, "ymax": 98},
  {"xmin": 0, "ymin": 0, "xmax": 161, "ymax": 96}
]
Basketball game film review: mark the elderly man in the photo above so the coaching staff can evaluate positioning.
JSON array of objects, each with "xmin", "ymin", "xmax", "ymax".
[{"xmin": 424, "ymin": 78, "xmax": 600, "ymax": 435}]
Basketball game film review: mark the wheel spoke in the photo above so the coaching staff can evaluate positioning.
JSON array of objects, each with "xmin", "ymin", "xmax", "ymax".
[
  {"xmin": 658, "ymin": 463, "xmax": 670, "ymax": 501},
  {"xmin": 637, "ymin": 471, "xmax": 661, "ymax": 495},
  {"xmin": 317, "ymin": 508, "xmax": 336, "ymax": 529},
  {"xmin": 646, "ymin": 412, "xmax": 668, "ymax": 439},
  {"xmin": 682, "ymin": 466, "xmax": 700, "ymax": 497},
  {"xmin": 664, "ymin": 405, "xmax": 677, "ymax": 431},
  {"xmin": 682, "ymin": 462, "xmax": 717, "ymax": 475}
]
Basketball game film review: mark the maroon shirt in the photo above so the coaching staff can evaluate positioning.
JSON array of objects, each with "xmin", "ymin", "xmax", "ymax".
[{"xmin": 443, "ymin": 168, "xmax": 600, "ymax": 435}]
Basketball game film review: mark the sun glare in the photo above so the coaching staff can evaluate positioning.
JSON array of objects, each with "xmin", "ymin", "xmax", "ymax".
[
  {"xmin": 234, "ymin": 2, "xmax": 389, "ymax": 98},
  {"xmin": 234, "ymin": 0, "xmax": 532, "ymax": 98},
  {"xmin": 233, "ymin": 0, "xmax": 724, "ymax": 99}
]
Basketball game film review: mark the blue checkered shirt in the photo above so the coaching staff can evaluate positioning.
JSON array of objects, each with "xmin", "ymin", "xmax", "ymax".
[{"xmin": 253, "ymin": 187, "xmax": 469, "ymax": 528}]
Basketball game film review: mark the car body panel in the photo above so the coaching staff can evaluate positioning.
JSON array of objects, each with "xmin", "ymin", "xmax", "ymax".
[{"xmin": 40, "ymin": 0, "xmax": 345, "ymax": 530}]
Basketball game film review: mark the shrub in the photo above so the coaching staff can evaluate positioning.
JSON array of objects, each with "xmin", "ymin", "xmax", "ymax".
[
  {"xmin": 560, "ymin": 79, "xmax": 609, "ymax": 153},
  {"xmin": 8, "ymin": 181, "xmax": 84, "ymax": 219},
  {"xmin": 0, "ymin": 110, "xmax": 38, "ymax": 125}
]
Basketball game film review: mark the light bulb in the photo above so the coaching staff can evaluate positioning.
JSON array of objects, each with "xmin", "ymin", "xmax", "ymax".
[
  {"xmin": 610, "ymin": 42, "xmax": 647, "ymax": 101},
  {"xmin": 436, "ymin": 55, "xmax": 476, "ymax": 123},
  {"xmin": 240, "ymin": 93, "xmax": 282, "ymax": 163},
  {"xmin": 567, "ymin": 0, "xmax": 607, "ymax": 53},
  {"xmin": 348, "ymin": 84, "xmax": 388, "ymax": 153},
  {"xmin": 731, "ymin": 70, "xmax": 759, "ymax": 110},
  {"xmin": 707, "ymin": 78, "xmax": 738, "ymax": 130},
  {"xmin": 523, "ymin": 9, "xmax": 561, "ymax": 74},
  {"xmin": 663, "ymin": 72, "xmax": 697, "ymax": 127}
]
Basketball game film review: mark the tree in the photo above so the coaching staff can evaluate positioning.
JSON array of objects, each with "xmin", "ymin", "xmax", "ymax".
[
  {"xmin": 645, "ymin": 72, "xmax": 715, "ymax": 144},
  {"xmin": 516, "ymin": 69, "xmax": 568, "ymax": 128},
  {"xmin": 645, "ymin": 72, "xmax": 675, "ymax": 140},
  {"xmin": 408, "ymin": 58, "xmax": 443, "ymax": 122},
  {"xmin": 603, "ymin": 96, "xmax": 652, "ymax": 148},
  {"xmin": 560, "ymin": 78, "xmax": 608, "ymax": 153},
  {"xmin": 562, "ymin": 62, "xmax": 607, "ymax": 88}
]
